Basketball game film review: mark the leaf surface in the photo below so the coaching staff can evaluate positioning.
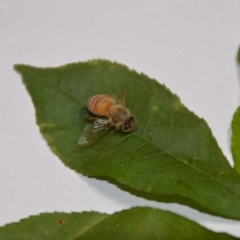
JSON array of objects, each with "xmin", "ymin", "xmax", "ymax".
[
  {"xmin": 232, "ymin": 107, "xmax": 240, "ymax": 173},
  {"xmin": 0, "ymin": 207, "xmax": 238, "ymax": 240},
  {"xmin": 14, "ymin": 60, "xmax": 240, "ymax": 219}
]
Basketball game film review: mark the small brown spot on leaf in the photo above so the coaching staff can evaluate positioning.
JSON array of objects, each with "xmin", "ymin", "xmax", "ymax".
[{"xmin": 58, "ymin": 219, "xmax": 65, "ymax": 225}]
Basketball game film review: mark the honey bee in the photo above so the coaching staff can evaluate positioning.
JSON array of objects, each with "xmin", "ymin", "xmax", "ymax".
[{"xmin": 78, "ymin": 93, "xmax": 137, "ymax": 147}]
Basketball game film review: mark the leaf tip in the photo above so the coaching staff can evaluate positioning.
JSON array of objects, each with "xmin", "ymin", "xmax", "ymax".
[{"xmin": 13, "ymin": 64, "xmax": 24, "ymax": 73}]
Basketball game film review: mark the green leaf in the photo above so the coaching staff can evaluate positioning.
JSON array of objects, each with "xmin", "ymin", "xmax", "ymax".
[
  {"xmin": 237, "ymin": 47, "xmax": 240, "ymax": 65},
  {"xmin": 0, "ymin": 207, "xmax": 238, "ymax": 240},
  {"xmin": 14, "ymin": 60, "xmax": 240, "ymax": 219},
  {"xmin": 232, "ymin": 107, "xmax": 240, "ymax": 173},
  {"xmin": 0, "ymin": 211, "xmax": 107, "ymax": 240}
]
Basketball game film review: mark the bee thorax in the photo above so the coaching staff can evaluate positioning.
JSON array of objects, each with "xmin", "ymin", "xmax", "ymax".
[
  {"xmin": 110, "ymin": 106, "xmax": 136, "ymax": 132},
  {"xmin": 110, "ymin": 106, "xmax": 129, "ymax": 122}
]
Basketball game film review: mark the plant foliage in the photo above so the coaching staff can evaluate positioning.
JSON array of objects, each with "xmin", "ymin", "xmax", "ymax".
[
  {"xmin": 0, "ymin": 207, "xmax": 238, "ymax": 240},
  {"xmin": 14, "ymin": 60, "xmax": 240, "ymax": 220}
]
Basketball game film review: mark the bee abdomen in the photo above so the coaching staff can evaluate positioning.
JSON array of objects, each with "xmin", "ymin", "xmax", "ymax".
[{"xmin": 87, "ymin": 95, "xmax": 114, "ymax": 116}]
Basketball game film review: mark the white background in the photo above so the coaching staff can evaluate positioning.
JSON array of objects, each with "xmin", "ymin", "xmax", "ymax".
[{"xmin": 1, "ymin": 0, "xmax": 240, "ymax": 238}]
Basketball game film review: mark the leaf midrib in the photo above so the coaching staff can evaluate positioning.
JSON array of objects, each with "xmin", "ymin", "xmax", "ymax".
[
  {"xmin": 73, "ymin": 214, "xmax": 108, "ymax": 240},
  {"xmin": 83, "ymin": 129, "xmax": 240, "ymax": 203},
  {"xmin": 18, "ymin": 65, "xmax": 84, "ymax": 107}
]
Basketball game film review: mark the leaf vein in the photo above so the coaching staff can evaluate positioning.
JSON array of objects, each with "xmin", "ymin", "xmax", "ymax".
[
  {"xmin": 133, "ymin": 133, "xmax": 240, "ymax": 200},
  {"xmin": 22, "ymin": 67, "xmax": 84, "ymax": 107}
]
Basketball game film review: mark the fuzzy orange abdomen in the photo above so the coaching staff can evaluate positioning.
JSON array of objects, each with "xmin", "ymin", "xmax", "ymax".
[{"xmin": 87, "ymin": 95, "xmax": 114, "ymax": 116}]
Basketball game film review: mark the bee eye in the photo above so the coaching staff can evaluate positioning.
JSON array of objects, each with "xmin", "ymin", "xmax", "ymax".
[{"xmin": 129, "ymin": 116, "xmax": 135, "ymax": 121}]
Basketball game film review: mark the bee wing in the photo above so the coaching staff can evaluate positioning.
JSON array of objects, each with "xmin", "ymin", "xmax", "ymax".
[
  {"xmin": 113, "ymin": 91, "xmax": 126, "ymax": 106},
  {"xmin": 78, "ymin": 118, "xmax": 112, "ymax": 147}
]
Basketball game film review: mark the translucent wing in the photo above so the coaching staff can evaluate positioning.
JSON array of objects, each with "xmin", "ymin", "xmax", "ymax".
[
  {"xmin": 113, "ymin": 91, "xmax": 126, "ymax": 106},
  {"xmin": 78, "ymin": 118, "xmax": 112, "ymax": 147}
]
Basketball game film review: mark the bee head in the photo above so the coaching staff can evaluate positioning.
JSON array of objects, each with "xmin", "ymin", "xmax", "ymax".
[{"xmin": 121, "ymin": 116, "xmax": 136, "ymax": 132}]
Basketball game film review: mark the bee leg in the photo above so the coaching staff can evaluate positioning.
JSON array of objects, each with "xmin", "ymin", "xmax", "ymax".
[{"xmin": 84, "ymin": 116, "xmax": 99, "ymax": 122}]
